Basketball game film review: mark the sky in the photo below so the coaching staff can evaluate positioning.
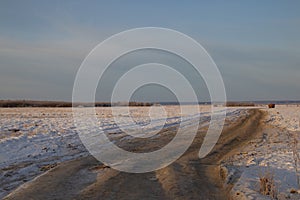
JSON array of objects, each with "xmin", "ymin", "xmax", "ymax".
[{"xmin": 0, "ymin": 0, "xmax": 299, "ymax": 102}]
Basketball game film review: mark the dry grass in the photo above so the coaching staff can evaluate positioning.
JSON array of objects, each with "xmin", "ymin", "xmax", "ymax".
[
  {"xmin": 259, "ymin": 169, "xmax": 278, "ymax": 199},
  {"xmin": 40, "ymin": 163, "xmax": 57, "ymax": 172}
]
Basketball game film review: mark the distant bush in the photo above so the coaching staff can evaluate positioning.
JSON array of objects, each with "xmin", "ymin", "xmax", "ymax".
[
  {"xmin": 226, "ymin": 102, "xmax": 255, "ymax": 107},
  {"xmin": 268, "ymin": 104, "xmax": 275, "ymax": 108},
  {"xmin": 0, "ymin": 100, "xmax": 154, "ymax": 107},
  {"xmin": 0, "ymin": 100, "xmax": 72, "ymax": 107}
]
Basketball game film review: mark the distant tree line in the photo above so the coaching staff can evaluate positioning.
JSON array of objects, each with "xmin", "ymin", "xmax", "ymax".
[
  {"xmin": 0, "ymin": 100, "xmax": 154, "ymax": 107},
  {"xmin": 225, "ymin": 102, "xmax": 255, "ymax": 107}
]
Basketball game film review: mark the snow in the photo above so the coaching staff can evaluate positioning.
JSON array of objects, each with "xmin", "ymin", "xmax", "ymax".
[
  {"xmin": 0, "ymin": 105, "xmax": 244, "ymax": 198},
  {"xmin": 225, "ymin": 105, "xmax": 300, "ymax": 200},
  {"xmin": 266, "ymin": 105, "xmax": 300, "ymax": 131},
  {"xmin": 2, "ymin": 105, "xmax": 292, "ymax": 199}
]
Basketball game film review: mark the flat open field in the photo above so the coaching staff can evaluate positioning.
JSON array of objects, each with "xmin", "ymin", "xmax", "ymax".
[{"xmin": 0, "ymin": 105, "xmax": 299, "ymax": 199}]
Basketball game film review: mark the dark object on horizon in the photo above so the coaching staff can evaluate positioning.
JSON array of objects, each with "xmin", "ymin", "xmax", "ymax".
[
  {"xmin": 0, "ymin": 100, "xmax": 154, "ymax": 108},
  {"xmin": 226, "ymin": 102, "xmax": 255, "ymax": 107},
  {"xmin": 268, "ymin": 104, "xmax": 275, "ymax": 108}
]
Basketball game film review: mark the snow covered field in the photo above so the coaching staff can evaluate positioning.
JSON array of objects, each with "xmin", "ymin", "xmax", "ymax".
[
  {"xmin": 2, "ymin": 105, "xmax": 297, "ymax": 199},
  {"xmin": 226, "ymin": 105, "xmax": 300, "ymax": 200},
  {"xmin": 0, "ymin": 105, "xmax": 243, "ymax": 198}
]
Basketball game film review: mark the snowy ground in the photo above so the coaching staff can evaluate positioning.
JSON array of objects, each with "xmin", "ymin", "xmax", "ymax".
[
  {"xmin": 0, "ymin": 105, "xmax": 247, "ymax": 199},
  {"xmin": 225, "ymin": 105, "xmax": 300, "ymax": 200},
  {"xmin": 2, "ymin": 105, "xmax": 296, "ymax": 199}
]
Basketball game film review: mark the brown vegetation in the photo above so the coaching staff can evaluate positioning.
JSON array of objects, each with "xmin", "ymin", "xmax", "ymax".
[
  {"xmin": 0, "ymin": 100, "xmax": 72, "ymax": 107},
  {"xmin": 259, "ymin": 169, "xmax": 277, "ymax": 199},
  {"xmin": 0, "ymin": 100, "xmax": 153, "ymax": 108},
  {"xmin": 226, "ymin": 102, "xmax": 255, "ymax": 107},
  {"xmin": 268, "ymin": 104, "xmax": 276, "ymax": 108}
]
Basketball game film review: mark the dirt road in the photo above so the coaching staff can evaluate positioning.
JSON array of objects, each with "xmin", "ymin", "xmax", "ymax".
[{"xmin": 4, "ymin": 109, "xmax": 264, "ymax": 200}]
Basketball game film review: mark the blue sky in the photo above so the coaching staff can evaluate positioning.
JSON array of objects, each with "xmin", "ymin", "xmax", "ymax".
[{"xmin": 0, "ymin": 1, "xmax": 299, "ymax": 101}]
